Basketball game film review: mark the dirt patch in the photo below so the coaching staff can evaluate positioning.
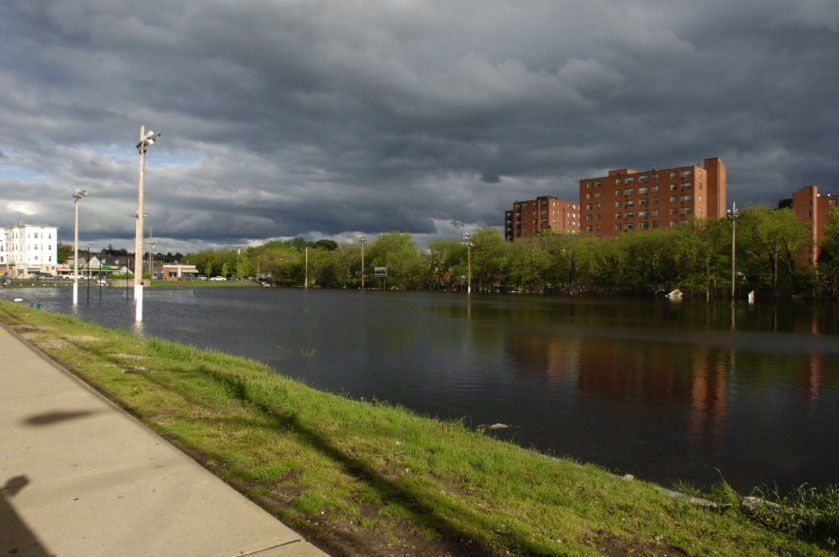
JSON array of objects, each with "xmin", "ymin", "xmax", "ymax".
[
  {"xmin": 68, "ymin": 335, "xmax": 97, "ymax": 344},
  {"xmin": 41, "ymin": 338, "xmax": 70, "ymax": 349},
  {"xmin": 110, "ymin": 353, "xmax": 146, "ymax": 360},
  {"xmin": 586, "ymin": 532, "xmax": 688, "ymax": 556}
]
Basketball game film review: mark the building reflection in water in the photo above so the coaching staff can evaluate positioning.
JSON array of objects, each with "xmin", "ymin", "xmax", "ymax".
[{"xmin": 503, "ymin": 328, "xmax": 830, "ymax": 452}]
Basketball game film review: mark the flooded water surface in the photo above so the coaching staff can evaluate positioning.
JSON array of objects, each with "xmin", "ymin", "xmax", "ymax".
[{"xmin": 4, "ymin": 286, "xmax": 838, "ymax": 491}]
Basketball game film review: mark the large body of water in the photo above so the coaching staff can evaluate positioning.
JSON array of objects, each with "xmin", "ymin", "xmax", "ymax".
[{"xmin": 3, "ymin": 286, "xmax": 838, "ymax": 492}]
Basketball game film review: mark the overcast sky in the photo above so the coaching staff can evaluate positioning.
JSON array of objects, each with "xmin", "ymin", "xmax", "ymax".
[{"xmin": 1, "ymin": 0, "xmax": 837, "ymax": 252}]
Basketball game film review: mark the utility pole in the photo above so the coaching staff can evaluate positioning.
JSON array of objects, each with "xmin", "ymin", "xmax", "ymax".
[
  {"xmin": 359, "ymin": 235, "xmax": 366, "ymax": 290},
  {"xmin": 148, "ymin": 229, "xmax": 157, "ymax": 283},
  {"xmin": 304, "ymin": 245, "xmax": 308, "ymax": 289},
  {"xmin": 134, "ymin": 125, "xmax": 160, "ymax": 322},
  {"xmin": 463, "ymin": 232, "xmax": 473, "ymax": 295},
  {"xmin": 726, "ymin": 202, "xmax": 740, "ymax": 301},
  {"xmin": 71, "ymin": 190, "xmax": 87, "ymax": 305}
]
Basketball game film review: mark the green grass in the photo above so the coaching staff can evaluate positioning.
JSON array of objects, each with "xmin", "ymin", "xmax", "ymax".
[
  {"xmin": 149, "ymin": 279, "xmax": 258, "ymax": 287},
  {"xmin": 0, "ymin": 298, "xmax": 831, "ymax": 556}
]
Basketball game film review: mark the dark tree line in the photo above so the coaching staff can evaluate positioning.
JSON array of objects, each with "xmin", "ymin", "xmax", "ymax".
[{"xmin": 178, "ymin": 207, "xmax": 839, "ymax": 298}]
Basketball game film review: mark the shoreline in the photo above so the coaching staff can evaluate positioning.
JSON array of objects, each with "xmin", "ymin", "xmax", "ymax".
[{"xmin": 0, "ymin": 299, "xmax": 831, "ymax": 556}]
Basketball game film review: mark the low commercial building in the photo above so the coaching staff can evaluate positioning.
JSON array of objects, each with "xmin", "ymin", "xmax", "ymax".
[
  {"xmin": 0, "ymin": 223, "xmax": 59, "ymax": 278},
  {"xmin": 778, "ymin": 185, "xmax": 838, "ymax": 263},
  {"xmin": 162, "ymin": 263, "xmax": 198, "ymax": 280},
  {"xmin": 505, "ymin": 196, "xmax": 580, "ymax": 241}
]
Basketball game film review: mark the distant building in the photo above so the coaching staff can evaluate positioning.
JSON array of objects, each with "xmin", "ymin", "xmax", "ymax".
[
  {"xmin": 578, "ymin": 157, "xmax": 727, "ymax": 238},
  {"xmin": 162, "ymin": 264, "xmax": 198, "ymax": 280},
  {"xmin": 0, "ymin": 222, "xmax": 59, "ymax": 278},
  {"xmin": 778, "ymin": 185, "xmax": 838, "ymax": 263},
  {"xmin": 505, "ymin": 196, "xmax": 580, "ymax": 241}
]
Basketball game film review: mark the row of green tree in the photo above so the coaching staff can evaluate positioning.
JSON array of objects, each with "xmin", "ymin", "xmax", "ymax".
[{"xmin": 184, "ymin": 207, "xmax": 839, "ymax": 298}]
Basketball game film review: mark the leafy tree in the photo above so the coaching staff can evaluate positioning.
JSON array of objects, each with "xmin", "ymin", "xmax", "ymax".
[
  {"xmin": 57, "ymin": 243, "xmax": 73, "ymax": 264},
  {"xmin": 470, "ymin": 228, "xmax": 507, "ymax": 291},
  {"xmin": 315, "ymin": 239, "xmax": 339, "ymax": 251},
  {"xmin": 368, "ymin": 232, "xmax": 427, "ymax": 289},
  {"xmin": 817, "ymin": 208, "xmax": 839, "ymax": 296}
]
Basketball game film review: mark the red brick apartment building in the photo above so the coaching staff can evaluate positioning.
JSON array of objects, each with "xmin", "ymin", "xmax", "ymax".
[
  {"xmin": 778, "ymin": 185, "xmax": 839, "ymax": 263},
  {"xmin": 578, "ymin": 157, "xmax": 727, "ymax": 238},
  {"xmin": 505, "ymin": 196, "xmax": 580, "ymax": 241}
]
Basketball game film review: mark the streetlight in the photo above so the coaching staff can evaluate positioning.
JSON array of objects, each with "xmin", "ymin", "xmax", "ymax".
[
  {"xmin": 462, "ymin": 232, "xmax": 474, "ymax": 295},
  {"xmin": 148, "ymin": 229, "xmax": 157, "ymax": 282},
  {"xmin": 134, "ymin": 125, "xmax": 160, "ymax": 322},
  {"xmin": 358, "ymin": 235, "xmax": 367, "ymax": 290},
  {"xmin": 726, "ymin": 201, "xmax": 740, "ymax": 301},
  {"xmin": 71, "ymin": 189, "xmax": 87, "ymax": 305}
]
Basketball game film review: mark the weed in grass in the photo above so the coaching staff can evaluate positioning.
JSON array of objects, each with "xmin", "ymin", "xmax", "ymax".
[{"xmin": 746, "ymin": 484, "xmax": 839, "ymax": 548}]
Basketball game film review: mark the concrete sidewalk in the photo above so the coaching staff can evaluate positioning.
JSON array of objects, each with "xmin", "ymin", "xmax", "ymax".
[{"xmin": 0, "ymin": 324, "xmax": 326, "ymax": 557}]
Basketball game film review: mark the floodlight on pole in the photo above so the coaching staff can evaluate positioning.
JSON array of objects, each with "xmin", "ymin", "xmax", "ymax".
[
  {"xmin": 134, "ymin": 125, "xmax": 160, "ymax": 322},
  {"xmin": 359, "ymin": 235, "xmax": 367, "ymax": 290},
  {"xmin": 72, "ymin": 189, "xmax": 87, "ymax": 305},
  {"xmin": 462, "ymin": 232, "xmax": 474, "ymax": 295},
  {"xmin": 726, "ymin": 202, "xmax": 740, "ymax": 301}
]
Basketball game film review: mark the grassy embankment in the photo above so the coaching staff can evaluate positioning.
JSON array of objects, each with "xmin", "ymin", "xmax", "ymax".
[
  {"xmin": 0, "ymin": 299, "xmax": 830, "ymax": 556},
  {"xmin": 148, "ymin": 279, "xmax": 258, "ymax": 287}
]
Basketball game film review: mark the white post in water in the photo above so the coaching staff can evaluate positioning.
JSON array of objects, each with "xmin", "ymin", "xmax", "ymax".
[
  {"xmin": 726, "ymin": 201, "xmax": 740, "ymax": 301},
  {"xmin": 463, "ymin": 232, "xmax": 473, "ymax": 295},
  {"xmin": 72, "ymin": 189, "xmax": 87, "ymax": 305},
  {"xmin": 134, "ymin": 125, "xmax": 160, "ymax": 322}
]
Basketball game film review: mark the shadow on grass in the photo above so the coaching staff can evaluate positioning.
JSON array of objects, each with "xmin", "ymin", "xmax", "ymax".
[{"xmin": 202, "ymin": 368, "xmax": 552, "ymax": 556}]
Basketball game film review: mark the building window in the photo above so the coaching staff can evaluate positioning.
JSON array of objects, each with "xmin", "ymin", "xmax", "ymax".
[
  {"xmin": 586, "ymin": 193, "xmax": 592, "ymax": 199},
  {"xmin": 626, "ymin": 211, "xmax": 635, "ymax": 218},
  {"xmin": 652, "ymin": 197, "xmax": 659, "ymax": 205},
  {"xmin": 615, "ymin": 201, "xmax": 622, "ymax": 208},
  {"xmin": 639, "ymin": 186, "xmax": 648, "ymax": 194},
  {"xmin": 670, "ymin": 184, "xmax": 677, "ymax": 191},
  {"xmin": 681, "ymin": 169, "xmax": 693, "ymax": 177},
  {"xmin": 595, "ymin": 214, "xmax": 602, "ymax": 221},
  {"xmin": 586, "ymin": 203, "xmax": 592, "ymax": 210},
  {"xmin": 615, "ymin": 189, "xmax": 622, "ymax": 196},
  {"xmin": 595, "ymin": 181, "xmax": 602, "ymax": 188},
  {"xmin": 670, "ymin": 208, "xmax": 678, "ymax": 215},
  {"xmin": 586, "ymin": 225, "xmax": 592, "ymax": 232},
  {"xmin": 652, "ymin": 185, "xmax": 659, "ymax": 193},
  {"xmin": 626, "ymin": 177, "xmax": 634, "ymax": 184},
  {"xmin": 586, "ymin": 183, "xmax": 592, "ymax": 189},
  {"xmin": 653, "ymin": 221, "xmax": 659, "ymax": 228},
  {"xmin": 681, "ymin": 195, "xmax": 692, "ymax": 202},
  {"xmin": 639, "ymin": 175, "xmax": 648, "ymax": 182},
  {"xmin": 625, "ymin": 199, "xmax": 634, "ymax": 206},
  {"xmin": 639, "ymin": 222, "xmax": 649, "ymax": 229},
  {"xmin": 625, "ymin": 189, "xmax": 635, "ymax": 196},
  {"xmin": 626, "ymin": 223, "xmax": 634, "ymax": 230},
  {"xmin": 615, "ymin": 224, "xmax": 622, "ymax": 231},
  {"xmin": 595, "ymin": 225, "xmax": 601, "ymax": 232},
  {"xmin": 670, "ymin": 171, "xmax": 676, "ymax": 178},
  {"xmin": 639, "ymin": 198, "xmax": 649, "ymax": 206},
  {"xmin": 595, "ymin": 203, "xmax": 601, "ymax": 209},
  {"xmin": 669, "ymin": 196, "xmax": 677, "ymax": 203},
  {"xmin": 615, "ymin": 212, "xmax": 622, "ymax": 219},
  {"xmin": 595, "ymin": 192, "xmax": 601, "ymax": 198},
  {"xmin": 639, "ymin": 211, "xmax": 649, "ymax": 218},
  {"xmin": 651, "ymin": 209, "xmax": 659, "ymax": 217}
]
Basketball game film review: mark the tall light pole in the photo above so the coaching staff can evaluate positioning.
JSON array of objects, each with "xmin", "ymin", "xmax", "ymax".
[
  {"xmin": 463, "ymin": 232, "xmax": 473, "ymax": 295},
  {"xmin": 134, "ymin": 125, "xmax": 160, "ymax": 322},
  {"xmin": 359, "ymin": 235, "xmax": 366, "ymax": 290},
  {"xmin": 304, "ymin": 245, "xmax": 308, "ymax": 289},
  {"xmin": 726, "ymin": 202, "xmax": 740, "ymax": 301},
  {"xmin": 148, "ymin": 227, "xmax": 157, "ymax": 282},
  {"xmin": 72, "ymin": 189, "xmax": 87, "ymax": 305}
]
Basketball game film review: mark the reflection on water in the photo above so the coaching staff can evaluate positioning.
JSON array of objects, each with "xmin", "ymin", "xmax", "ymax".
[{"xmin": 2, "ymin": 287, "xmax": 837, "ymax": 491}]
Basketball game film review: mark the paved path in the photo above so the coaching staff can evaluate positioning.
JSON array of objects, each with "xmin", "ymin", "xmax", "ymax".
[{"xmin": 0, "ymin": 324, "xmax": 326, "ymax": 557}]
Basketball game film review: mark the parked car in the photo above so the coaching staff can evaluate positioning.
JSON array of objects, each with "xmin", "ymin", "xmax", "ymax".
[{"xmin": 209, "ymin": 276, "xmax": 227, "ymax": 281}]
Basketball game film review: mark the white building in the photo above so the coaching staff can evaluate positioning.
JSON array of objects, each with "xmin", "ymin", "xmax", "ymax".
[{"xmin": 1, "ymin": 223, "xmax": 59, "ymax": 278}]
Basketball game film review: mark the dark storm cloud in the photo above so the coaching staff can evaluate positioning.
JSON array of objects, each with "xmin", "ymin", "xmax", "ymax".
[{"xmin": 1, "ymin": 0, "xmax": 837, "ymax": 249}]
